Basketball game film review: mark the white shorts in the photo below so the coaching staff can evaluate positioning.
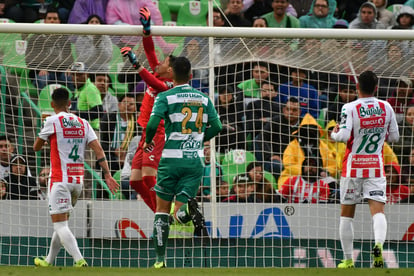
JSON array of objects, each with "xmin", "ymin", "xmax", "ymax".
[
  {"xmin": 48, "ymin": 181, "xmax": 82, "ymax": 215},
  {"xmin": 340, "ymin": 177, "xmax": 387, "ymax": 204}
]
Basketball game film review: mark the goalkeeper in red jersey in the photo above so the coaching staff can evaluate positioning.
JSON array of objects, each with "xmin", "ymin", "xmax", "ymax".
[{"xmin": 121, "ymin": 7, "xmax": 175, "ymax": 212}]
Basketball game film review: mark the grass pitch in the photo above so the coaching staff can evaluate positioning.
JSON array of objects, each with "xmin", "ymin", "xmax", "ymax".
[{"xmin": 0, "ymin": 267, "xmax": 413, "ymax": 276}]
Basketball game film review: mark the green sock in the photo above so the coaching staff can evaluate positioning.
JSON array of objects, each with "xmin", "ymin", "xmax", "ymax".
[
  {"xmin": 153, "ymin": 213, "xmax": 170, "ymax": 262},
  {"xmin": 176, "ymin": 203, "xmax": 191, "ymax": 224}
]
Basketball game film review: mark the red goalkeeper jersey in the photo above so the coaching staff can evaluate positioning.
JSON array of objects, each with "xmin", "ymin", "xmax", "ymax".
[{"xmin": 137, "ymin": 36, "xmax": 173, "ymax": 128}]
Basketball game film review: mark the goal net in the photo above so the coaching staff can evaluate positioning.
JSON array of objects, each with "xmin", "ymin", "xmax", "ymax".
[{"xmin": 0, "ymin": 22, "xmax": 414, "ymax": 268}]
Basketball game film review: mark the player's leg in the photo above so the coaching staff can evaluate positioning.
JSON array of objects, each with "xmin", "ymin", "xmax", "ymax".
[
  {"xmin": 130, "ymin": 132, "xmax": 156, "ymax": 212},
  {"xmin": 365, "ymin": 177, "xmax": 387, "ymax": 268},
  {"xmin": 152, "ymin": 163, "xmax": 174, "ymax": 268},
  {"xmin": 368, "ymin": 200, "xmax": 386, "ymax": 268},
  {"xmin": 338, "ymin": 178, "xmax": 359, "ymax": 268},
  {"xmin": 50, "ymin": 183, "xmax": 86, "ymax": 266}
]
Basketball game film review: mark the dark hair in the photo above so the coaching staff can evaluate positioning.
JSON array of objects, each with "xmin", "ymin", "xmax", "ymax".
[
  {"xmin": 46, "ymin": 7, "xmax": 59, "ymax": 18},
  {"xmin": 253, "ymin": 61, "xmax": 269, "ymax": 70},
  {"xmin": 172, "ymin": 56, "xmax": 191, "ymax": 83},
  {"xmin": 287, "ymin": 96, "xmax": 299, "ymax": 103},
  {"xmin": 252, "ymin": 16, "xmax": 268, "ymax": 27},
  {"xmin": 52, "ymin": 88, "xmax": 70, "ymax": 107},
  {"xmin": 358, "ymin": 70, "xmax": 378, "ymax": 95},
  {"xmin": 246, "ymin": 161, "xmax": 263, "ymax": 172},
  {"xmin": 90, "ymin": 73, "xmax": 113, "ymax": 90},
  {"xmin": 117, "ymin": 92, "xmax": 136, "ymax": 102},
  {"xmin": 218, "ymin": 85, "xmax": 234, "ymax": 94},
  {"xmin": 168, "ymin": 55, "xmax": 177, "ymax": 67},
  {"xmin": 85, "ymin": 14, "xmax": 105, "ymax": 24}
]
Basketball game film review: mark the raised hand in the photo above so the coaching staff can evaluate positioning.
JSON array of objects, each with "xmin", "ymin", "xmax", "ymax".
[
  {"xmin": 139, "ymin": 7, "xmax": 151, "ymax": 36},
  {"xmin": 120, "ymin": 46, "xmax": 140, "ymax": 69}
]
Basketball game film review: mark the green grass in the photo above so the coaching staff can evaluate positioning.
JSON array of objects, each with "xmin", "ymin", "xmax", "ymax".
[{"xmin": 0, "ymin": 267, "xmax": 413, "ymax": 276}]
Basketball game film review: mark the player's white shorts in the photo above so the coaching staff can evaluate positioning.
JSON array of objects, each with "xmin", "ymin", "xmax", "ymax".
[
  {"xmin": 48, "ymin": 182, "xmax": 82, "ymax": 215},
  {"xmin": 340, "ymin": 177, "xmax": 387, "ymax": 204}
]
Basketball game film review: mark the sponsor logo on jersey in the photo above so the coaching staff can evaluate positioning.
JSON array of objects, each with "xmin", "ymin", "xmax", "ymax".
[
  {"xmin": 351, "ymin": 155, "xmax": 380, "ymax": 168},
  {"xmin": 61, "ymin": 117, "xmax": 83, "ymax": 128},
  {"xmin": 358, "ymin": 106, "xmax": 384, "ymax": 117},
  {"xmin": 180, "ymin": 136, "xmax": 202, "ymax": 150},
  {"xmin": 360, "ymin": 117, "xmax": 385, "ymax": 128},
  {"xmin": 63, "ymin": 128, "xmax": 85, "ymax": 138},
  {"xmin": 67, "ymin": 163, "xmax": 84, "ymax": 176}
]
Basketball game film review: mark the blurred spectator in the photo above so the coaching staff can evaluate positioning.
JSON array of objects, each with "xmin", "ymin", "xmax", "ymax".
[
  {"xmin": 25, "ymin": 7, "xmax": 74, "ymax": 91},
  {"xmin": 105, "ymin": 0, "xmax": 176, "ymax": 53},
  {"xmin": 254, "ymin": 97, "xmax": 301, "ymax": 180},
  {"xmin": 252, "ymin": 16, "xmax": 268, "ymax": 27},
  {"xmin": 385, "ymin": 162, "xmax": 410, "ymax": 204},
  {"xmin": 278, "ymin": 113, "xmax": 337, "ymax": 187},
  {"xmin": 237, "ymin": 61, "xmax": 270, "ymax": 99},
  {"xmin": 262, "ymin": 0, "xmax": 300, "ymax": 28},
  {"xmin": 90, "ymin": 73, "xmax": 119, "ymax": 113},
  {"xmin": 246, "ymin": 162, "xmax": 285, "ymax": 203},
  {"xmin": 69, "ymin": 62, "xmax": 104, "ymax": 131},
  {"xmin": 325, "ymin": 75, "xmax": 357, "ymax": 125},
  {"xmin": 369, "ymin": 0, "xmax": 393, "ymax": 27},
  {"xmin": 198, "ymin": 141, "xmax": 224, "ymax": 202},
  {"xmin": 68, "ymin": 0, "xmax": 108, "ymax": 24},
  {"xmin": 75, "ymin": 14, "xmax": 113, "ymax": 72},
  {"xmin": 0, "ymin": 177, "xmax": 7, "ymax": 199},
  {"xmin": 401, "ymin": 148, "xmax": 414, "ymax": 187},
  {"xmin": 0, "ymin": 1, "xmax": 5, "ymax": 17},
  {"xmin": 392, "ymin": 5, "xmax": 414, "ymax": 29},
  {"xmin": 215, "ymin": 85, "xmax": 247, "ymax": 153},
  {"xmin": 4, "ymin": 0, "xmax": 53, "ymax": 23},
  {"xmin": 0, "ymin": 135, "xmax": 14, "ymax": 180},
  {"xmin": 386, "ymin": 76, "xmax": 414, "ymax": 124},
  {"xmin": 216, "ymin": 180, "xmax": 230, "ymax": 202},
  {"xmin": 224, "ymin": 0, "xmax": 252, "ymax": 26},
  {"xmin": 244, "ymin": 0, "xmax": 273, "ymax": 23},
  {"xmin": 299, "ymin": 0, "xmax": 338, "ymax": 28},
  {"xmin": 392, "ymin": 104, "xmax": 414, "ymax": 165},
  {"xmin": 182, "ymin": 37, "xmax": 209, "ymax": 93},
  {"xmin": 36, "ymin": 166, "xmax": 50, "ymax": 200},
  {"xmin": 349, "ymin": 2, "xmax": 386, "ymax": 29},
  {"xmin": 279, "ymin": 68, "xmax": 320, "ymax": 118},
  {"xmin": 54, "ymin": 0, "xmax": 75, "ymax": 23},
  {"xmin": 100, "ymin": 93, "xmax": 137, "ymax": 175},
  {"xmin": 208, "ymin": 7, "xmax": 225, "ymax": 26},
  {"xmin": 222, "ymin": 173, "xmax": 258, "ymax": 202},
  {"xmin": 333, "ymin": 19, "xmax": 349, "ymax": 28},
  {"xmin": 336, "ymin": 0, "xmax": 366, "ymax": 23},
  {"xmin": 289, "ymin": 0, "xmax": 313, "ymax": 17},
  {"xmin": 245, "ymin": 81, "xmax": 280, "ymax": 138},
  {"xmin": 5, "ymin": 155, "xmax": 39, "ymax": 200},
  {"xmin": 279, "ymin": 157, "xmax": 331, "ymax": 203}
]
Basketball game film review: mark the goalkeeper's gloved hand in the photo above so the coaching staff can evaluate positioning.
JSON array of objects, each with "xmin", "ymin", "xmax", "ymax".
[
  {"xmin": 139, "ymin": 7, "xmax": 151, "ymax": 36},
  {"xmin": 120, "ymin": 47, "xmax": 140, "ymax": 69}
]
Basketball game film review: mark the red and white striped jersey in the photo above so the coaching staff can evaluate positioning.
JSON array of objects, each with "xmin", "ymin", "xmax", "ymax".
[
  {"xmin": 332, "ymin": 97, "xmax": 399, "ymax": 178},
  {"xmin": 38, "ymin": 112, "xmax": 97, "ymax": 185}
]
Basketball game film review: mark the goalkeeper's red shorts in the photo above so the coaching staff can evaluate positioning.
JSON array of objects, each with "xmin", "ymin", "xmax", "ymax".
[{"xmin": 131, "ymin": 129, "xmax": 165, "ymax": 170}]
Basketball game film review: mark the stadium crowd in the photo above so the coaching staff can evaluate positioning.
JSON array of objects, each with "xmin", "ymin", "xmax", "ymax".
[{"xmin": 1, "ymin": 0, "xmax": 414, "ymax": 205}]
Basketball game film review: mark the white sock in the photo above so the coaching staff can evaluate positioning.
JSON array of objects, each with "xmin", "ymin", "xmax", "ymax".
[
  {"xmin": 46, "ymin": 231, "xmax": 61, "ymax": 264},
  {"xmin": 339, "ymin": 216, "xmax": 354, "ymax": 260},
  {"xmin": 53, "ymin": 221, "xmax": 83, "ymax": 262},
  {"xmin": 372, "ymin": 213, "xmax": 387, "ymax": 245}
]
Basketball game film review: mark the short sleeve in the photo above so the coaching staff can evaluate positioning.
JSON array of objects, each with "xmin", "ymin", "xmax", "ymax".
[
  {"xmin": 38, "ymin": 117, "xmax": 54, "ymax": 141},
  {"xmin": 151, "ymin": 94, "xmax": 168, "ymax": 119},
  {"xmin": 85, "ymin": 120, "xmax": 98, "ymax": 144}
]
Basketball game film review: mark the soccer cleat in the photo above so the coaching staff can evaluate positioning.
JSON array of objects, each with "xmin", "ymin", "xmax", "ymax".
[
  {"xmin": 74, "ymin": 259, "xmax": 88, "ymax": 267},
  {"xmin": 372, "ymin": 243, "xmax": 384, "ymax": 268},
  {"xmin": 188, "ymin": 198, "xmax": 208, "ymax": 236},
  {"xmin": 34, "ymin": 256, "xmax": 51, "ymax": 267},
  {"xmin": 153, "ymin": 261, "xmax": 166, "ymax": 268},
  {"xmin": 337, "ymin": 259, "xmax": 354, "ymax": 268}
]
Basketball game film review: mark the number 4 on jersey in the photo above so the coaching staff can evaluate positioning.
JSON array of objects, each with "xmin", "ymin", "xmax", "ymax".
[{"xmin": 69, "ymin": 144, "xmax": 80, "ymax": 162}]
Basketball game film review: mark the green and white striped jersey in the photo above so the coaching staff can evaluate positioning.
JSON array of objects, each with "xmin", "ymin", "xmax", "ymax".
[{"xmin": 151, "ymin": 84, "xmax": 220, "ymax": 160}]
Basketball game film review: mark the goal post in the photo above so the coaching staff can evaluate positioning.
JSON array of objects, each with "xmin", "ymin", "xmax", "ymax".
[{"xmin": 0, "ymin": 23, "xmax": 414, "ymax": 268}]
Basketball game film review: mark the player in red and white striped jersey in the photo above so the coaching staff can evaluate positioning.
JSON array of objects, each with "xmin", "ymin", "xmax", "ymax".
[
  {"xmin": 33, "ymin": 88, "xmax": 119, "ymax": 267},
  {"xmin": 331, "ymin": 71, "xmax": 399, "ymax": 268}
]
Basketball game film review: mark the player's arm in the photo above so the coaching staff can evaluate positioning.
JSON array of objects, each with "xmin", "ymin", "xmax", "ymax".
[
  {"xmin": 143, "ymin": 114, "xmax": 162, "ymax": 152},
  {"xmin": 140, "ymin": 7, "xmax": 160, "ymax": 71},
  {"xmin": 33, "ymin": 137, "xmax": 46, "ymax": 151},
  {"xmin": 204, "ymin": 118, "xmax": 223, "ymax": 142},
  {"xmin": 387, "ymin": 106, "xmax": 400, "ymax": 143},
  {"xmin": 88, "ymin": 139, "xmax": 120, "ymax": 194},
  {"xmin": 331, "ymin": 104, "xmax": 352, "ymax": 142}
]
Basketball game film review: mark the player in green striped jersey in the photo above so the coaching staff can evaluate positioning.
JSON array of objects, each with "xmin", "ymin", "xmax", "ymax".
[{"xmin": 143, "ymin": 56, "xmax": 222, "ymax": 268}]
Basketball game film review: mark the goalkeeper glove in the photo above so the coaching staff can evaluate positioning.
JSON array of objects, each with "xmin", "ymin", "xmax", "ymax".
[
  {"xmin": 120, "ymin": 47, "xmax": 140, "ymax": 69},
  {"xmin": 139, "ymin": 7, "xmax": 151, "ymax": 36}
]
